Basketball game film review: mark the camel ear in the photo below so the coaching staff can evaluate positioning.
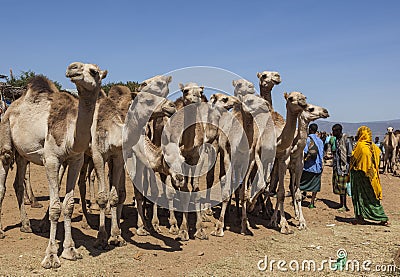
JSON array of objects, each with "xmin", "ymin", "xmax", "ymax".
[
  {"xmin": 257, "ymin": 72, "xmax": 262, "ymax": 79},
  {"xmin": 232, "ymin": 80, "xmax": 237, "ymax": 87},
  {"xmin": 284, "ymin": 92, "xmax": 288, "ymax": 99},
  {"xmin": 139, "ymin": 82, "xmax": 147, "ymax": 91},
  {"xmin": 210, "ymin": 94, "xmax": 216, "ymax": 104},
  {"xmin": 166, "ymin": 75, "xmax": 172, "ymax": 84},
  {"xmin": 100, "ymin": 70, "xmax": 108, "ymax": 80},
  {"xmin": 178, "ymin": 83, "xmax": 185, "ymax": 91}
]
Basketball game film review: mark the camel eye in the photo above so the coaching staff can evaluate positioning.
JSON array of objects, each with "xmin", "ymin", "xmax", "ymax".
[
  {"xmin": 183, "ymin": 89, "xmax": 189, "ymax": 94},
  {"xmin": 262, "ymin": 74, "xmax": 267, "ymax": 78},
  {"xmin": 309, "ymin": 107, "xmax": 314, "ymax": 112},
  {"xmin": 222, "ymin": 97, "xmax": 228, "ymax": 103},
  {"xmin": 89, "ymin": 68, "xmax": 99, "ymax": 76},
  {"xmin": 288, "ymin": 96, "xmax": 294, "ymax": 101},
  {"xmin": 146, "ymin": 99, "xmax": 154, "ymax": 105}
]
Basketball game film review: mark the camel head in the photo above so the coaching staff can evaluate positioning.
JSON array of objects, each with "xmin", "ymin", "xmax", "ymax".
[
  {"xmin": 257, "ymin": 71, "xmax": 281, "ymax": 88},
  {"xmin": 139, "ymin": 75, "xmax": 172, "ymax": 98},
  {"xmin": 178, "ymin": 82, "xmax": 203, "ymax": 105},
  {"xmin": 387, "ymin": 127, "xmax": 394, "ymax": 133},
  {"xmin": 232, "ymin": 79, "xmax": 256, "ymax": 100},
  {"xmin": 209, "ymin": 93, "xmax": 240, "ymax": 111},
  {"xmin": 284, "ymin": 91, "xmax": 308, "ymax": 114},
  {"xmin": 135, "ymin": 92, "xmax": 176, "ymax": 120},
  {"xmin": 301, "ymin": 103, "xmax": 329, "ymax": 121},
  {"xmin": 241, "ymin": 94, "xmax": 270, "ymax": 114},
  {"xmin": 66, "ymin": 62, "xmax": 107, "ymax": 93}
]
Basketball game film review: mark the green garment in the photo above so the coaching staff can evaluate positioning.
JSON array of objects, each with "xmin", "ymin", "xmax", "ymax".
[{"xmin": 350, "ymin": 170, "xmax": 388, "ymax": 222}]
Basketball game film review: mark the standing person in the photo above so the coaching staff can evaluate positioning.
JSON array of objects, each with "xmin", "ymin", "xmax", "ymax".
[
  {"xmin": 300, "ymin": 123, "xmax": 324, "ymax": 208},
  {"xmin": 350, "ymin": 126, "xmax": 389, "ymax": 225},
  {"xmin": 328, "ymin": 124, "xmax": 353, "ymax": 212}
]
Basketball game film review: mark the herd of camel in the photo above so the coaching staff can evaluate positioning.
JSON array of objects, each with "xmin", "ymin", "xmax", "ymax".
[{"xmin": 0, "ymin": 62, "xmax": 334, "ymax": 269}]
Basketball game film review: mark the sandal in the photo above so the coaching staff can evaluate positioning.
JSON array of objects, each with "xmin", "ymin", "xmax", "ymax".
[
  {"xmin": 380, "ymin": 221, "xmax": 390, "ymax": 227},
  {"xmin": 308, "ymin": 204, "xmax": 316, "ymax": 209}
]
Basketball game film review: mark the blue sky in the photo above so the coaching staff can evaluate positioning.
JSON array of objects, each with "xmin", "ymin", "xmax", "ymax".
[{"xmin": 0, "ymin": 0, "xmax": 399, "ymax": 122}]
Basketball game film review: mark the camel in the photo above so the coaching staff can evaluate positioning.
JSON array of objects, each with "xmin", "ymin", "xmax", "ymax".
[
  {"xmin": 75, "ymin": 84, "xmax": 138, "ymax": 249},
  {"xmin": 157, "ymin": 82, "xmax": 209, "ymax": 241},
  {"xmin": 202, "ymin": 93, "xmax": 241, "ymax": 219},
  {"xmin": 288, "ymin": 103, "xmax": 329, "ymax": 230},
  {"xmin": 0, "ymin": 62, "xmax": 107, "ymax": 268},
  {"xmin": 267, "ymin": 91, "xmax": 308, "ymax": 234},
  {"xmin": 257, "ymin": 71, "xmax": 284, "ymax": 125},
  {"xmin": 122, "ymin": 79, "xmax": 183, "ymax": 233},
  {"xmin": 211, "ymin": 80, "xmax": 276, "ymax": 236},
  {"xmin": 383, "ymin": 127, "xmax": 398, "ymax": 173}
]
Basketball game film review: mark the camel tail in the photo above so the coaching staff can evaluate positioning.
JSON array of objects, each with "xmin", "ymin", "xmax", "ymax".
[{"xmin": 0, "ymin": 115, "xmax": 14, "ymax": 168}]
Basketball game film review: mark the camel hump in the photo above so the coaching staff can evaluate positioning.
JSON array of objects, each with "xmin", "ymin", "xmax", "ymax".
[
  {"xmin": 108, "ymin": 85, "xmax": 134, "ymax": 102},
  {"xmin": 27, "ymin": 75, "xmax": 59, "ymax": 95}
]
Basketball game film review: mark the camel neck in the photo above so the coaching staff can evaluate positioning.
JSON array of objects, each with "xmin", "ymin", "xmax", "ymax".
[
  {"xmin": 259, "ymin": 84, "xmax": 274, "ymax": 108},
  {"xmin": 278, "ymin": 107, "xmax": 299, "ymax": 151},
  {"xmin": 71, "ymin": 89, "xmax": 99, "ymax": 153}
]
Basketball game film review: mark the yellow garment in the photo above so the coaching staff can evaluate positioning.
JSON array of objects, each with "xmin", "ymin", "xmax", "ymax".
[{"xmin": 350, "ymin": 126, "xmax": 382, "ymax": 200}]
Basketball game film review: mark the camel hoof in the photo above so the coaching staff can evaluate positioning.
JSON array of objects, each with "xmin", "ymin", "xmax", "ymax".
[
  {"xmin": 298, "ymin": 222, "xmax": 307, "ymax": 231},
  {"xmin": 177, "ymin": 230, "xmax": 189, "ymax": 241},
  {"xmin": 194, "ymin": 228, "xmax": 208, "ymax": 240},
  {"xmin": 240, "ymin": 227, "xmax": 253, "ymax": 236},
  {"xmin": 61, "ymin": 247, "xmax": 82, "ymax": 261},
  {"xmin": 136, "ymin": 227, "xmax": 150, "ymax": 236},
  {"xmin": 152, "ymin": 222, "xmax": 162, "ymax": 234},
  {"xmin": 0, "ymin": 230, "xmax": 5, "ymax": 239},
  {"xmin": 41, "ymin": 254, "xmax": 61, "ymax": 269},
  {"xmin": 31, "ymin": 201, "xmax": 43, "ymax": 209},
  {"xmin": 20, "ymin": 223, "xmax": 32, "ymax": 233},
  {"xmin": 169, "ymin": 224, "xmax": 179, "ymax": 235},
  {"xmin": 210, "ymin": 228, "xmax": 224, "ymax": 237},
  {"xmin": 108, "ymin": 235, "xmax": 127, "ymax": 247},
  {"xmin": 280, "ymin": 227, "xmax": 294, "ymax": 235}
]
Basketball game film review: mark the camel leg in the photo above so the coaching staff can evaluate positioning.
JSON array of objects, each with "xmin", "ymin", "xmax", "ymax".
[
  {"xmin": 23, "ymin": 163, "xmax": 43, "ymax": 208},
  {"xmin": 277, "ymin": 161, "xmax": 292, "ymax": 235},
  {"xmin": 78, "ymin": 155, "xmax": 90, "ymax": 229},
  {"xmin": 192, "ymin": 160, "xmax": 207, "ymax": 240},
  {"xmin": 177, "ymin": 177, "xmax": 190, "ymax": 241},
  {"xmin": 108, "ymin": 156, "xmax": 126, "ymax": 246},
  {"xmin": 240, "ymin": 164, "xmax": 252, "ymax": 236},
  {"xmin": 135, "ymin": 189, "xmax": 149, "ymax": 236},
  {"xmin": 87, "ymin": 158, "xmax": 99, "ymax": 212},
  {"xmin": 211, "ymin": 175, "xmax": 230, "ymax": 237},
  {"xmin": 60, "ymin": 158, "xmax": 83, "ymax": 261},
  {"xmin": 151, "ymin": 172, "xmax": 162, "ymax": 233},
  {"xmin": 92, "ymin": 153, "xmax": 109, "ymax": 249},
  {"xmin": 13, "ymin": 154, "xmax": 32, "ymax": 233},
  {"xmin": 41, "ymin": 156, "xmax": 62, "ymax": 269},
  {"xmin": 0, "ymin": 158, "xmax": 11, "ymax": 239},
  {"xmin": 166, "ymin": 176, "xmax": 179, "ymax": 235}
]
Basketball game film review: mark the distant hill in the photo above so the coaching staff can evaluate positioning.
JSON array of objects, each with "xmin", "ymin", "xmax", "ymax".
[{"xmin": 315, "ymin": 119, "xmax": 400, "ymax": 140}]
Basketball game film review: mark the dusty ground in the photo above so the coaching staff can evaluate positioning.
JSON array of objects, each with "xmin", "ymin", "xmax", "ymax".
[{"xmin": 0, "ymin": 163, "xmax": 399, "ymax": 277}]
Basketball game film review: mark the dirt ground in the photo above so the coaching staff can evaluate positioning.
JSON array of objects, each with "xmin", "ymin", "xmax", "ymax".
[{"xmin": 0, "ymin": 163, "xmax": 399, "ymax": 277}]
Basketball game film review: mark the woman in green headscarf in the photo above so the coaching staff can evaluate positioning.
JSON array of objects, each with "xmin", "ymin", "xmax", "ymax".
[{"xmin": 350, "ymin": 126, "xmax": 389, "ymax": 225}]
